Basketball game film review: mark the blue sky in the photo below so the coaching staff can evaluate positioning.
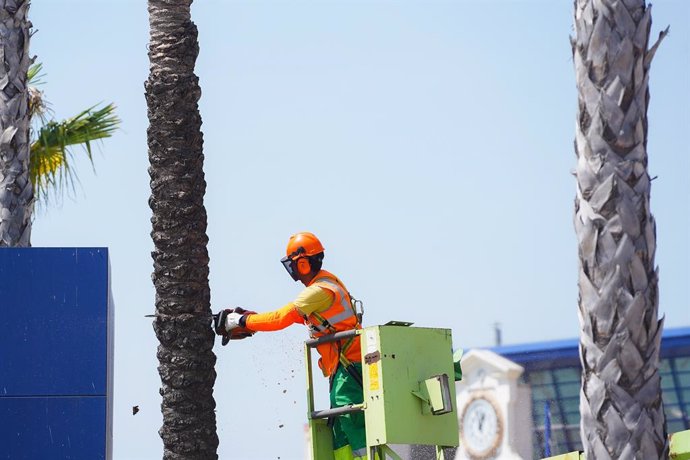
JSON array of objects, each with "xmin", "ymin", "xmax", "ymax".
[{"xmin": 29, "ymin": 1, "xmax": 689, "ymax": 459}]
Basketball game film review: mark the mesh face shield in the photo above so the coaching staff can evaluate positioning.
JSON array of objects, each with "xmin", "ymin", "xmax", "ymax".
[
  {"xmin": 280, "ymin": 256, "xmax": 299, "ymax": 281},
  {"xmin": 280, "ymin": 246, "xmax": 306, "ymax": 281}
]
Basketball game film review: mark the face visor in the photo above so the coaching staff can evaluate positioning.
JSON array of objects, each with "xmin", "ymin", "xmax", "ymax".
[{"xmin": 280, "ymin": 246, "xmax": 306, "ymax": 281}]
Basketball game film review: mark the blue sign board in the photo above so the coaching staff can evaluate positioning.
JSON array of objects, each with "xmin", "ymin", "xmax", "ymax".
[{"xmin": 0, "ymin": 248, "xmax": 113, "ymax": 460}]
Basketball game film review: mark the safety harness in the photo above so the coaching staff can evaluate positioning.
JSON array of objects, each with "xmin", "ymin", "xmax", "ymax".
[{"xmin": 307, "ymin": 277, "xmax": 364, "ymax": 388}]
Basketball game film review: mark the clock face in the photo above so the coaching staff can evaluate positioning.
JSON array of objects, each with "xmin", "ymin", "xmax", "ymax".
[{"xmin": 461, "ymin": 395, "xmax": 503, "ymax": 459}]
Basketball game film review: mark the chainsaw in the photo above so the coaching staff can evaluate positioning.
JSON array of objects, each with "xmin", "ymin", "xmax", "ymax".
[
  {"xmin": 145, "ymin": 307, "xmax": 256, "ymax": 346},
  {"xmin": 213, "ymin": 308, "xmax": 256, "ymax": 345}
]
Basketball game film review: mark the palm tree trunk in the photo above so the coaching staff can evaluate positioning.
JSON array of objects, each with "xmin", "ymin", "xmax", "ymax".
[
  {"xmin": 145, "ymin": 1, "xmax": 218, "ymax": 458},
  {"xmin": 573, "ymin": 1, "xmax": 668, "ymax": 458},
  {"xmin": 0, "ymin": 1, "xmax": 33, "ymax": 247}
]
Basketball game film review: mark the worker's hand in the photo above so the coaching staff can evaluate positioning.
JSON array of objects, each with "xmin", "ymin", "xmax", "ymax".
[
  {"xmin": 215, "ymin": 308, "xmax": 247, "ymax": 335},
  {"xmin": 214, "ymin": 308, "xmax": 256, "ymax": 346},
  {"xmin": 223, "ymin": 311, "xmax": 245, "ymax": 332}
]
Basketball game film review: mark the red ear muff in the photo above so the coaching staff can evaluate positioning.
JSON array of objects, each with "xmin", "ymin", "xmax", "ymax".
[{"xmin": 296, "ymin": 258, "xmax": 311, "ymax": 275}]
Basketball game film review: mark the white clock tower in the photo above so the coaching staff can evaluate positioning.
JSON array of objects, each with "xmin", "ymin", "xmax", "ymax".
[{"xmin": 455, "ymin": 350, "xmax": 533, "ymax": 460}]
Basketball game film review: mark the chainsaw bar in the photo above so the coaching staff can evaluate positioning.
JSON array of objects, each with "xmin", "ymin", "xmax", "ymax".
[{"xmin": 145, "ymin": 310, "xmax": 253, "ymax": 346}]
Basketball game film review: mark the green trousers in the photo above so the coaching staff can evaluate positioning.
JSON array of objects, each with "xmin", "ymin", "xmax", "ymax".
[{"xmin": 330, "ymin": 363, "xmax": 367, "ymax": 459}]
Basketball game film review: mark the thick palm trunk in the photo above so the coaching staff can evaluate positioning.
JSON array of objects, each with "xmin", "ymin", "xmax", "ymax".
[
  {"xmin": 573, "ymin": 1, "xmax": 668, "ymax": 458},
  {"xmin": 0, "ymin": 1, "xmax": 33, "ymax": 247},
  {"xmin": 145, "ymin": 1, "xmax": 218, "ymax": 458}
]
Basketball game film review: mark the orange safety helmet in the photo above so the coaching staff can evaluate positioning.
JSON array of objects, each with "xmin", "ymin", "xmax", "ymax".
[{"xmin": 281, "ymin": 232, "xmax": 325, "ymax": 281}]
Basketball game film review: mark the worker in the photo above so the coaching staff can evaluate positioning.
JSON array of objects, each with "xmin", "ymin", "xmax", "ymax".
[{"xmin": 216, "ymin": 232, "xmax": 366, "ymax": 460}]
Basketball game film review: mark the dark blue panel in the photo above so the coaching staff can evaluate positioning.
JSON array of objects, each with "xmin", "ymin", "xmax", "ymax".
[
  {"xmin": 0, "ymin": 248, "xmax": 109, "ymax": 396},
  {"xmin": 483, "ymin": 326, "xmax": 690, "ymax": 372},
  {"xmin": 660, "ymin": 327, "xmax": 690, "ymax": 359},
  {"xmin": 0, "ymin": 396, "xmax": 106, "ymax": 460},
  {"xmin": 488, "ymin": 337, "xmax": 581, "ymax": 371}
]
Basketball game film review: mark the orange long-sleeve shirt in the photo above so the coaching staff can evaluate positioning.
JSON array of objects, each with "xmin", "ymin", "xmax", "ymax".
[
  {"xmin": 244, "ymin": 285, "xmax": 335, "ymax": 332},
  {"xmin": 244, "ymin": 303, "xmax": 303, "ymax": 331}
]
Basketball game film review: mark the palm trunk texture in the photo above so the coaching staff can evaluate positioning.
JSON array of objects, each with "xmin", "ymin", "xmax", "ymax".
[
  {"xmin": 0, "ymin": 0, "xmax": 32, "ymax": 247},
  {"xmin": 145, "ymin": 1, "xmax": 218, "ymax": 458},
  {"xmin": 572, "ymin": 1, "xmax": 668, "ymax": 458}
]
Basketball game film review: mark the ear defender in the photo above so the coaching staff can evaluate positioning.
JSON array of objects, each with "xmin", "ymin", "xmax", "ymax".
[{"xmin": 296, "ymin": 257, "xmax": 311, "ymax": 275}]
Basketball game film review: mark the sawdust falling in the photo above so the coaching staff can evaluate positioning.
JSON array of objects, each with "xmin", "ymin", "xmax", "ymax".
[{"xmin": 240, "ymin": 320, "xmax": 310, "ymax": 458}]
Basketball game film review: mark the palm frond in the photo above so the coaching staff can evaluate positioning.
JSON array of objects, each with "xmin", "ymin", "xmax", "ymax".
[
  {"xmin": 30, "ymin": 103, "xmax": 121, "ymax": 204},
  {"xmin": 28, "ymin": 62, "xmax": 45, "ymax": 85}
]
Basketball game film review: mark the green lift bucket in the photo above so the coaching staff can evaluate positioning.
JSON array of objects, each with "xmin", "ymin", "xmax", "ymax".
[{"xmin": 305, "ymin": 322, "xmax": 460, "ymax": 460}]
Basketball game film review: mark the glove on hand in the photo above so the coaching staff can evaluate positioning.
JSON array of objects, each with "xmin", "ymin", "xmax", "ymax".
[
  {"xmin": 213, "ymin": 307, "xmax": 256, "ymax": 346},
  {"xmin": 214, "ymin": 308, "xmax": 247, "ymax": 334},
  {"xmin": 223, "ymin": 311, "xmax": 245, "ymax": 331}
]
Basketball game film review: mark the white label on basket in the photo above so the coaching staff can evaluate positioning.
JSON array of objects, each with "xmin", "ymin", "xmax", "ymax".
[{"xmin": 366, "ymin": 330, "xmax": 377, "ymax": 354}]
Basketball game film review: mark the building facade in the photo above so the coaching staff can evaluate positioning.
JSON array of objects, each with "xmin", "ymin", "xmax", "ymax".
[{"xmin": 455, "ymin": 326, "xmax": 690, "ymax": 459}]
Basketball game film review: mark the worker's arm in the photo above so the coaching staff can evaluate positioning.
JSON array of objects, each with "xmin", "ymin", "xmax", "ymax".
[
  {"xmin": 244, "ymin": 303, "xmax": 304, "ymax": 332},
  {"xmin": 242, "ymin": 285, "xmax": 333, "ymax": 332},
  {"xmin": 293, "ymin": 285, "xmax": 334, "ymax": 315}
]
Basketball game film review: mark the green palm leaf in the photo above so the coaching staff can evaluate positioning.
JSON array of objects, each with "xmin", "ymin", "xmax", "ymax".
[
  {"xmin": 30, "ymin": 103, "xmax": 120, "ymax": 204},
  {"xmin": 28, "ymin": 62, "xmax": 44, "ymax": 85}
]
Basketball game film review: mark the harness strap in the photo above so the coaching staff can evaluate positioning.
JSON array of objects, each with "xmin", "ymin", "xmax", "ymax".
[
  {"xmin": 338, "ymin": 337, "xmax": 356, "ymax": 364},
  {"xmin": 311, "ymin": 311, "xmax": 337, "ymax": 334},
  {"xmin": 306, "ymin": 276, "xmax": 363, "ymax": 385},
  {"xmin": 337, "ymin": 336, "xmax": 363, "ymax": 387}
]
